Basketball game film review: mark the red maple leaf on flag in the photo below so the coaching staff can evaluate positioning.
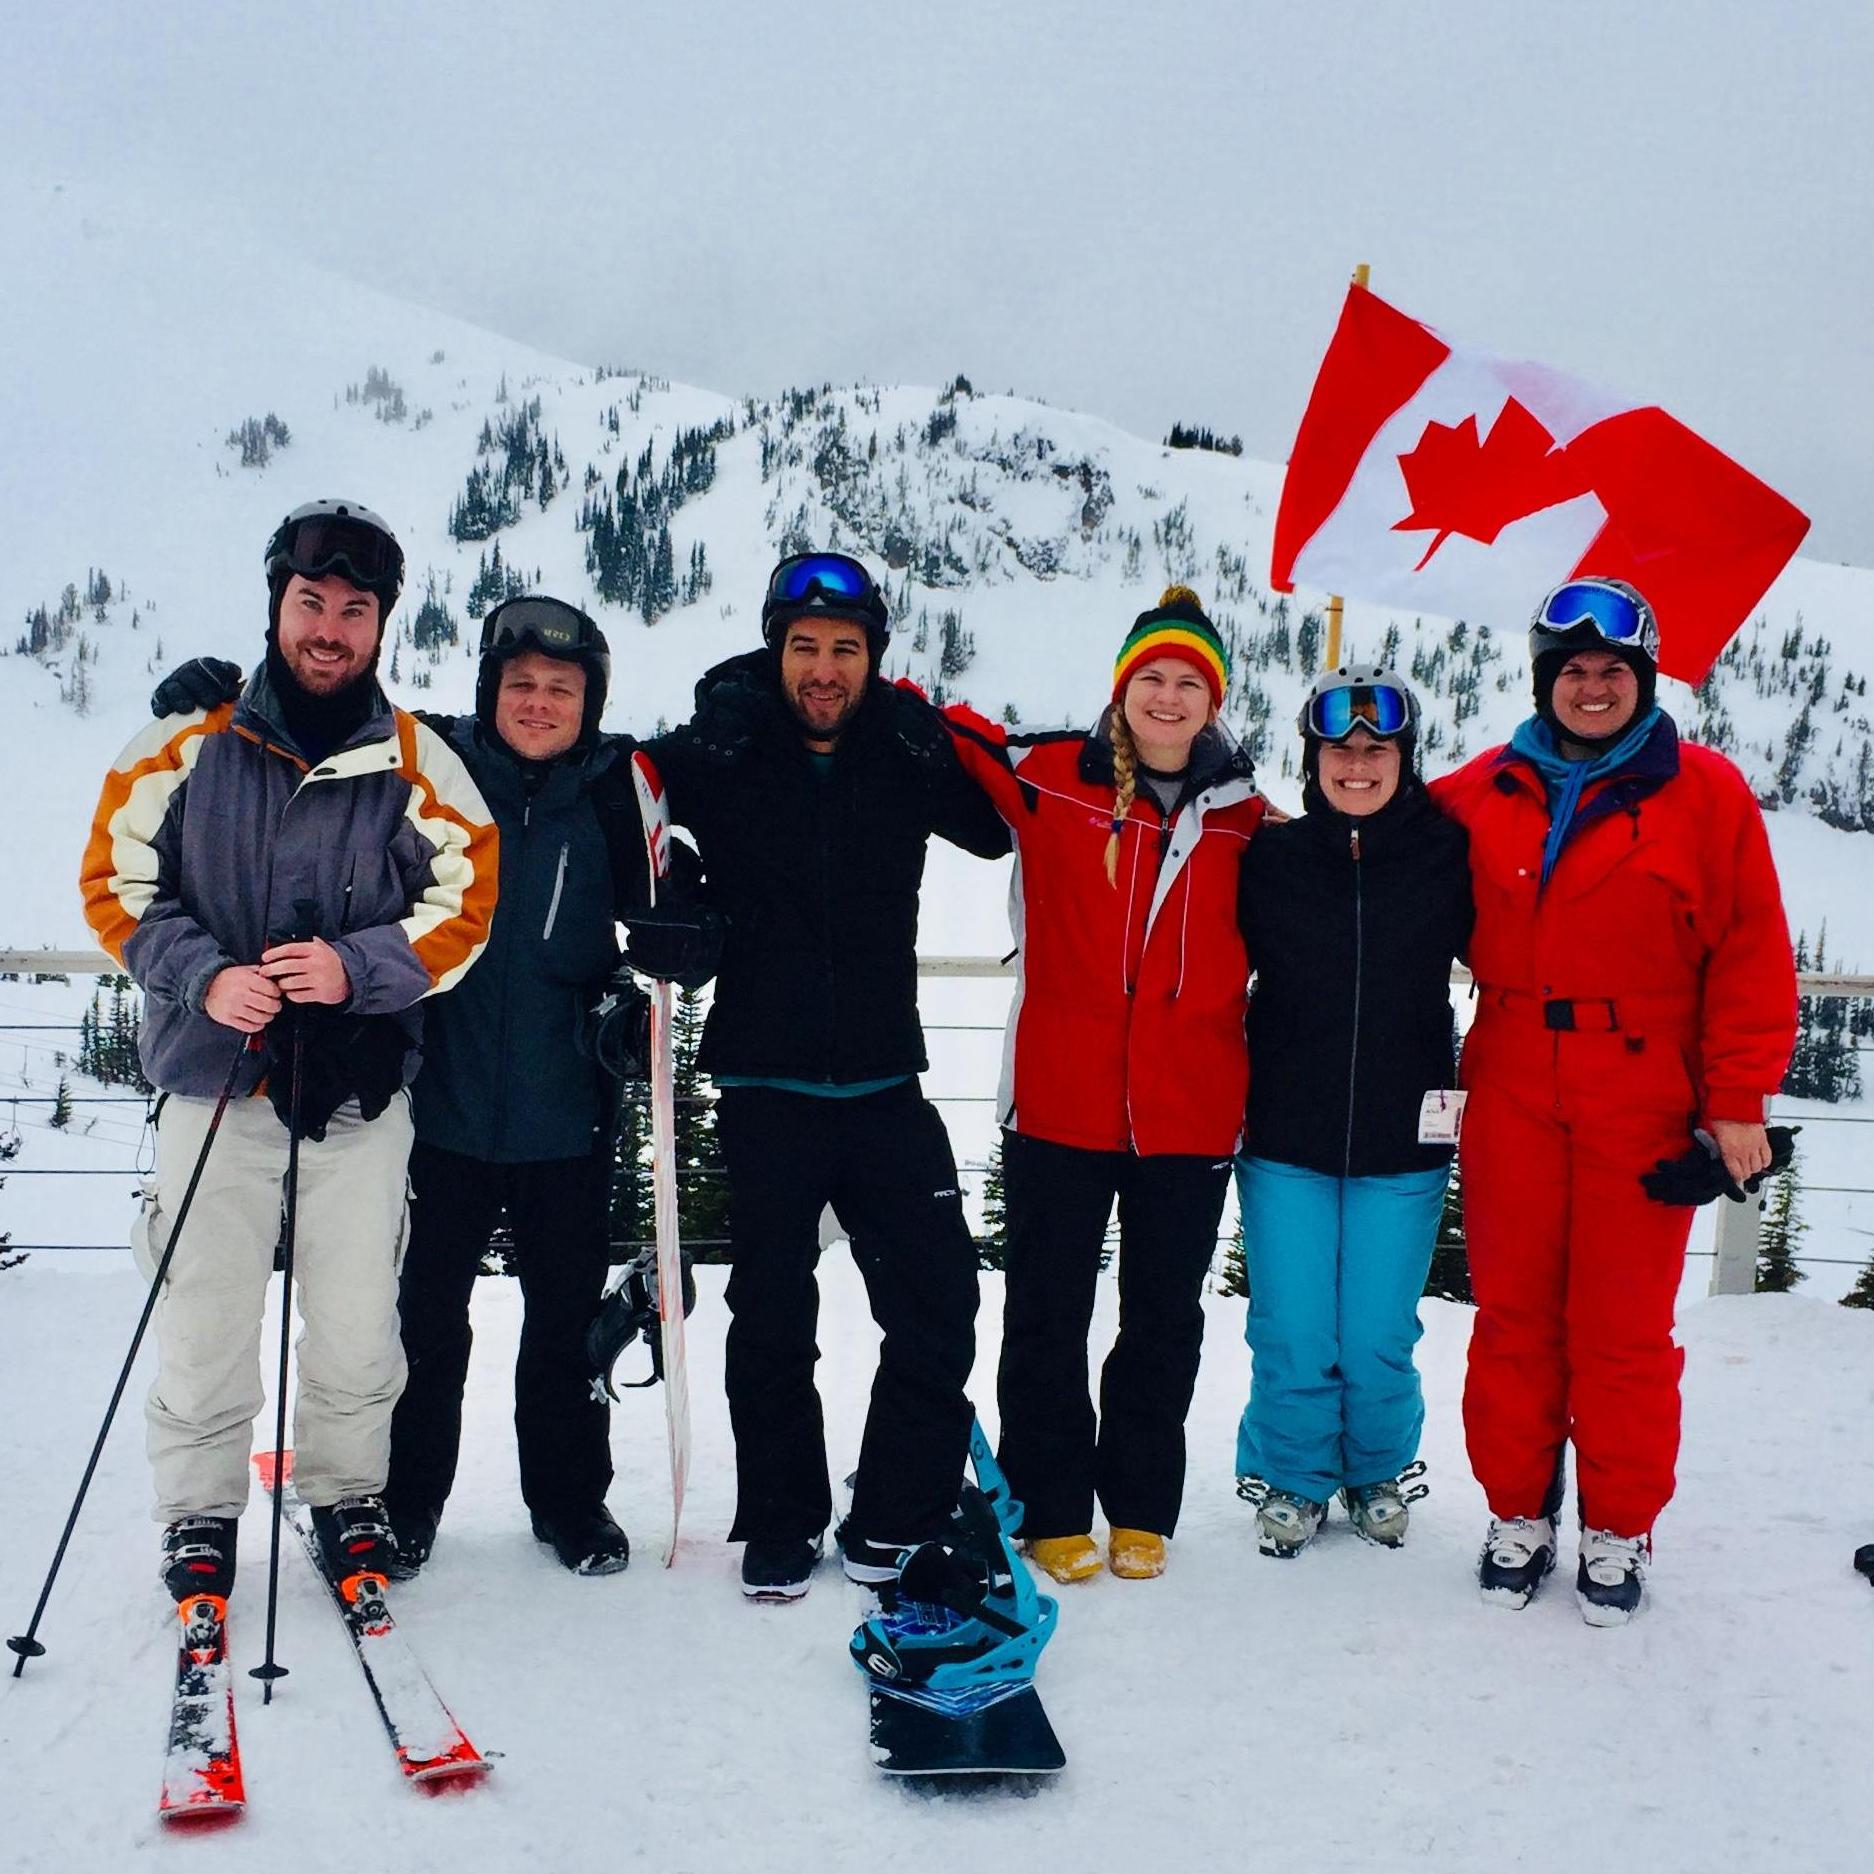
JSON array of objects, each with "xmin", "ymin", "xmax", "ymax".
[{"xmin": 1392, "ymin": 398, "xmax": 1582, "ymax": 570}]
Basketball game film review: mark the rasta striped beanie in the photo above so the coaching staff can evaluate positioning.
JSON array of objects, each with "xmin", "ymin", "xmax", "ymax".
[{"xmin": 1112, "ymin": 585, "xmax": 1229, "ymax": 708}]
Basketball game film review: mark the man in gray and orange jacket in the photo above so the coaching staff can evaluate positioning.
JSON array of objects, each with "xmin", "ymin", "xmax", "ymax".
[{"xmin": 79, "ymin": 500, "xmax": 498, "ymax": 1597}]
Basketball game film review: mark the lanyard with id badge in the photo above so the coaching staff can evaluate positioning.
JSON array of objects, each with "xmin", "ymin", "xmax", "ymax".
[{"xmin": 1418, "ymin": 1089, "xmax": 1467, "ymax": 1146}]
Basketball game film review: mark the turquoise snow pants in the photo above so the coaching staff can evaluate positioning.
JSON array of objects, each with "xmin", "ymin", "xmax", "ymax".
[{"xmin": 1233, "ymin": 1156, "xmax": 1450, "ymax": 1503}]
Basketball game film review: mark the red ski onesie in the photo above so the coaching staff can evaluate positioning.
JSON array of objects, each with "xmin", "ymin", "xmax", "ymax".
[{"xmin": 1433, "ymin": 716, "xmax": 1795, "ymax": 1537}]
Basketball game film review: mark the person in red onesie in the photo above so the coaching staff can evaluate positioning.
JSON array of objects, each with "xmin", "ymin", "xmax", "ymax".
[
  {"xmin": 939, "ymin": 587, "xmax": 1265, "ymax": 1584},
  {"xmin": 1433, "ymin": 577, "xmax": 1796, "ymax": 1625}
]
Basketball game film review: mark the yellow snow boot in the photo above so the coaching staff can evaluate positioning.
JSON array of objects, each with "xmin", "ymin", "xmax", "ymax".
[
  {"xmin": 1108, "ymin": 1528, "xmax": 1167, "ymax": 1579},
  {"xmin": 1025, "ymin": 1534, "xmax": 1103, "ymax": 1584}
]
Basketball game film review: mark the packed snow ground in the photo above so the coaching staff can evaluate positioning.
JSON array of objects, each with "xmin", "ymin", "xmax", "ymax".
[{"xmin": 3, "ymin": 1255, "xmax": 1873, "ymax": 1874}]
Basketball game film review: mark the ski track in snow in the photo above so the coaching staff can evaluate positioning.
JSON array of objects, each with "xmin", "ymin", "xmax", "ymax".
[{"xmin": 3, "ymin": 1259, "xmax": 1873, "ymax": 1873}]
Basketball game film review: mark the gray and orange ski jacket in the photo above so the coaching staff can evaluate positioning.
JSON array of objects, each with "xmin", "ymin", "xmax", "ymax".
[{"xmin": 80, "ymin": 668, "xmax": 499, "ymax": 1098}]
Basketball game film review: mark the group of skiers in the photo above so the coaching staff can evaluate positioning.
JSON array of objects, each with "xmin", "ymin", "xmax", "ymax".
[{"xmin": 79, "ymin": 497, "xmax": 1797, "ymax": 1633}]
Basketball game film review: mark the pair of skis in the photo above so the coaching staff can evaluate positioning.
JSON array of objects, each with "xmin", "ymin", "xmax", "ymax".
[{"xmin": 158, "ymin": 1455, "xmax": 487, "ymax": 1827}]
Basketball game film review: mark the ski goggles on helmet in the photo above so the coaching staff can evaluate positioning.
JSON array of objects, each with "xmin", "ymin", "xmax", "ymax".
[
  {"xmin": 1303, "ymin": 682, "xmax": 1415, "ymax": 742},
  {"xmin": 766, "ymin": 551, "xmax": 880, "ymax": 612},
  {"xmin": 480, "ymin": 595, "xmax": 605, "ymax": 661},
  {"xmin": 268, "ymin": 510, "xmax": 404, "ymax": 592},
  {"xmin": 1533, "ymin": 579, "xmax": 1660, "ymax": 662}
]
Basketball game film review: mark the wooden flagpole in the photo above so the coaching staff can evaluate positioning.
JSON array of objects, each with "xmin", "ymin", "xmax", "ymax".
[{"xmin": 1322, "ymin": 263, "xmax": 1370, "ymax": 671}]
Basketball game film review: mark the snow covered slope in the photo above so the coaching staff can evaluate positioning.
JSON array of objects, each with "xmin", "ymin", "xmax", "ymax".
[{"xmin": 2, "ymin": 1261, "xmax": 1871, "ymax": 1873}]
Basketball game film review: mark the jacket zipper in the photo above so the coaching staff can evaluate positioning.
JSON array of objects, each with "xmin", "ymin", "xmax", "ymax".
[
  {"xmin": 1344, "ymin": 822, "xmax": 1363, "ymax": 1178},
  {"xmin": 542, "ymin": 840, "xmax": 570, "ymax": 940}
]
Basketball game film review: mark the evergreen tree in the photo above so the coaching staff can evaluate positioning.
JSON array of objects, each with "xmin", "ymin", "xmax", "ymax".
[
  {"xmin": 671, "ymin": 986, "xmax": 731, "ymax": 1256},
  {"xmin": 1216, "ymin": 1212, "xmax": 1249, "ymax": 1300},
  {"xmin": 1840, "ymin": 1246, "xmax": 1874, "ymax": 1310},
  {"xmin": 1423, "ymin": 1162, "xmax": 1473, "ymax": 1303},
  {"xmin": 978, "ymin": 1137, "xmax": 1007, "ymax": 1272},
  {"xmin": 1755, "ymin": 1154, "xmax": 1808, "ymax": 1293},
  {"xmin": 48, "ymin": 1076, "xmax": 73, "ymax": 1129}
]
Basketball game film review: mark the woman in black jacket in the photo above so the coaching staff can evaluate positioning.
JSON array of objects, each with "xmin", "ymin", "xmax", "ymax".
[{"xmin": 1234, "ymin": 666, "xmax": 1472, "ymax": 1558}]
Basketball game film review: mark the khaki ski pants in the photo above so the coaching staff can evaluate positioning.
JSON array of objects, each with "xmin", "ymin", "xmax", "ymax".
[{"xmin": 133, "ymin": 1090, "xmax": 413, "ymax": 1522}]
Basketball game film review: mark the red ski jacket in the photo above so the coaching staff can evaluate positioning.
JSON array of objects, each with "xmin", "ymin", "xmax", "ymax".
[
  {"xmin": 1431, "ymin": 724, "xmax": 1795, "ymax": 1124},
  {"xmin": 941, "ymin": 705, "xmax": 1264, "ymax": 1156}
]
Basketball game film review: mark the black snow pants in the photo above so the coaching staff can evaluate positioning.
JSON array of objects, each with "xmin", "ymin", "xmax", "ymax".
[
  {"xmin": 715, "ymin": 1080, "xmax": 980, "ymax": 1546},
  {"xmin": 386, "ymin": 1141, "xmax": 614, "ymax": 1526},
  {"xmin": 995, "ymin": 1130, "xmax": 1230, "ymax": 1540}
]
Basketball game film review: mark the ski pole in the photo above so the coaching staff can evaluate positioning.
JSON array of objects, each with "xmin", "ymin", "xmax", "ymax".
[
  {"xmin": 7, "ymin": 1032, "xmax": 255, "ymax": 1676},
  {"xmin": 250, "ymin": 1006, "xmax": 304, "ymax": 1704}
]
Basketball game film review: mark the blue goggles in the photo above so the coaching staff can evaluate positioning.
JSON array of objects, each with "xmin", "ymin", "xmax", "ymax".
[
  {"xmin": 1305, "ymin": 683, "xmax": 1414, "ymax": 742},
  {"xmin": 766, "ymin": 552, "xmax": 879, "ymax": 609},
  {"xmin": 1535, "ymin": 580, "xmax": 1659, "ymax": 659}
]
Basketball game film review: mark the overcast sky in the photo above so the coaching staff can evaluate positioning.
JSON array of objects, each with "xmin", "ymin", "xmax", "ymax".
[{"xmin": 9, "ymin": 0, "xmax": 1871, "ymax": 563}]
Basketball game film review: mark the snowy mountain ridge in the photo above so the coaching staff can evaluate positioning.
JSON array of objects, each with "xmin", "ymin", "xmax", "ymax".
[{"xmin": 4, "ymin": 177, "xmax": 1872, "ymax": 961}]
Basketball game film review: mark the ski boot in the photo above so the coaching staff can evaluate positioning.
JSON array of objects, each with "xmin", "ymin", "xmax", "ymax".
[
  {"xmin": 1238, "ymin": 1477, "xmax": 1326, "ymax": 1558},
  {"xmin": 741, "ymin": 1531, "xmax": 824, "ymax": 1602},
  {"xmin": 308, "ymin": 1496, "xmax": 398, "ymax": 1586},
  {"xmin": 160, "ymin": 1515, "xmax": 237, "ymax": 1601},
  {"xmin": 1340, "ymin": 1462, "xmax": 1428, "ymax": 1549},
  {"xmin": 1575, "ymin": 1527, "xmax": 1648, "ymax": 1627},
  {"xmin": 1856, "ymin": 1543, "xmax": 1874, "ymax": 1585},
  {"xmin": 531, "ymin": 1504, "xmax": 630, "ymax": 1577},
  {"xmin": 1025, "ymin": 1534, "xmax": 1103, "ymax": 1584},
  {"xmin": 383, "ymin": 1504, "xmax": 438, "ymax": 1581},
  {"xmin": 1478, "ymin": 1515, "xmax": 1557, "ymax": 1608}
]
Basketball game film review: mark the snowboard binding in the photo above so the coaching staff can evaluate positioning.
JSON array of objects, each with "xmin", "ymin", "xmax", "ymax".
[{"xmin": 849, "ymin": 1421, "xmax": 1058, "ymax": 1700}]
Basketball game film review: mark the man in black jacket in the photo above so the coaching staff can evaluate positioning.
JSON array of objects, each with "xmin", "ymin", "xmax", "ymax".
[{"xmin": 646, "ymin": 551, "xmax": 1009, "ymax": 1600}]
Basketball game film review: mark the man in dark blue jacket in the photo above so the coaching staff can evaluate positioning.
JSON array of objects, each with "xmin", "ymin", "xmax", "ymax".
[{"xmin": 155, "ymin": 596, "xmax": 714, "ymax": 1578}]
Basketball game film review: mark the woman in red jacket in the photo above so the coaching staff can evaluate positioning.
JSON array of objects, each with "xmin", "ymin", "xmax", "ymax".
[
  {"xmin": 941, "ymin": 587, "xmax": 1264, "ymax": 1583},
  {"xmin": 1433, "ymin": 577, "xmax": 1796, "ymax": 1625}
]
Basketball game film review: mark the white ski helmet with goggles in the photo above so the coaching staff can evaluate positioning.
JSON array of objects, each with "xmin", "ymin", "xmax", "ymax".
[
  {"xmin": 1296, "ymin": 665, "xmax": 1421, "ymax": 743},
  {"xmin": 264, "ymin": 499, "xmax": 405, "ymax": 624}
]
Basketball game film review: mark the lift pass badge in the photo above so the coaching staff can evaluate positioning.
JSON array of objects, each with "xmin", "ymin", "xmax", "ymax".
[{"xmin": 1417, "ymin": 1089, "xmax": 1468, "ymax": 1146}]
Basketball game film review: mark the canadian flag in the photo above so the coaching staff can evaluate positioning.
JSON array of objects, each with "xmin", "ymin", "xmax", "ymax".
[{"xmin": 1270, "ymin": 285, "xmax": 1810, "ymax": 683}]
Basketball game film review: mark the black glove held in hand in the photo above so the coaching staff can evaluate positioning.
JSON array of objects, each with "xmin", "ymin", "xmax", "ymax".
[
  {"xmin": 580, "ymin": 974, "xmax": 653, "ymax": 1079},
  {"xmin": 265, "ymin": 1010, "xmax": 410, "ymax": 1143},
  {"xmin": 151, "ymin": 657, "xmax": 243, "ymax": 719},
  {"xmin": 1639, "ymin": 1124, "xmax": 1800, "ymax": 1206},
  {"xmin": 620, "ymin": 903, "xmax": 724, "ymax": 989}
]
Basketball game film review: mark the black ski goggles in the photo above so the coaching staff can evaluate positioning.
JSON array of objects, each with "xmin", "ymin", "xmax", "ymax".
[
  {"xmin": 1304, "ymin": 683, "xmax": 1414, "ymax": 741},
  {"xmin": 1535, "ymin": 580, "xmax": 1659, "ymax": 661},
  {"xmin": 273, "ymin": 514, "xmax": 404, "ymax": 590},
  {"xmin": 480, "ymin": 596, "xmax": 604, "ymax": 660},
  {"xmin": 766, "ymin": 552, "xmax": 880, "ymax": 611}
]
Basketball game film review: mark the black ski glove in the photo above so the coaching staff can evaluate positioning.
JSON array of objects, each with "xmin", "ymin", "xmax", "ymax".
[
  {"xmin": 619, "ymin": 902, "xmax": 724, "ymax": 989},
  {"xmin": 151, "ymin": 657, "xmax": 244, "ymax": 719},
  {"xmin": 889, "ymin": 679, "xmax": 953, "ymax": 769},
  {"xmin": 1639, "ymin": 1124, "xmax": 1800, "ymax": 1206},
  {"xmin": 578, "ymin": 972, "xmax": 653, "ymax": 1079},
  {"xmin": 264, "ymin": 1009, "xmax": 411, "ymax": 1143}
]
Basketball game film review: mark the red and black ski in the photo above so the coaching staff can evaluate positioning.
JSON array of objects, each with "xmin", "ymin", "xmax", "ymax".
[
  {"xmin": 255, "ymin": 1454, "xmax": 489, "ymax": 1788},
  {"xmin": 157, "ymin": 1593, "xmax": 245, "ymax": 1825}
]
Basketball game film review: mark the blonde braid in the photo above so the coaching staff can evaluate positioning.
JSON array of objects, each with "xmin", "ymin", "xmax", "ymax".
[{"xmin": 1104, "ymin": 707, "xmax": 1139, "ymax": 887}]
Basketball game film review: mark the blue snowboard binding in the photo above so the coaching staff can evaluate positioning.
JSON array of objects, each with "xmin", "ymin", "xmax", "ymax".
[{"xmin": 850, "ymin": 1421, "xmax": 1064, "ymax": 1775}]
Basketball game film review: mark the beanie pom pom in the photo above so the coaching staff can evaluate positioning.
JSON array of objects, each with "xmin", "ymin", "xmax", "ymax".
[{"xmin": 1159, "ymin": 584, "xmax": 1203, "ymax": 612}]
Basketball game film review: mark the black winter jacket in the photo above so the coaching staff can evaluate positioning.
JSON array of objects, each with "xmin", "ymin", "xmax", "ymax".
[
  {"xmin": 1239, "ymin": 785, "xmax": 1473, "ymax": 1178},
  {"xmin": 646, "ymin": 653, "xmax": 1010, "ymax": 1083},
  {"xmin": 412, "ymin": 720, "xmax": 654, "ymax": 1164}
]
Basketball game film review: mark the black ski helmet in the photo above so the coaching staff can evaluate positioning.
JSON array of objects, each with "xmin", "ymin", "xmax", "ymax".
[
  {"xmin": 759, "ymin": 551, "xmax": 891, "ymax": 662},
  {"xmin": 475, "ymin": 594, "xmax": 612, "ymax": 748},
  {"xmin": 264, "ymin": 499, "xmax": 405, "ymax": 633},
  {"xmin": 1528, "ymin": 577, "xmax": 1659, "ymax": 737}
]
